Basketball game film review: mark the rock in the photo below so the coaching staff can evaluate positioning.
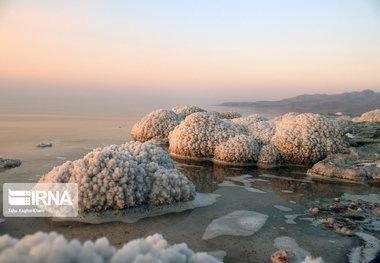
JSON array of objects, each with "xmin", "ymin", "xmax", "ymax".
[
  {"xmin": 307, "ymin": 153, "xmax": 380, "ymax": 183},
  {"xmin": 36, "ymin": 143, "xmax": 52, "ymax": 148},
  {"xmin": 353, "ymin": 109, "xmax": 380, "ymax": 124},
  {"xmin": 0, "ymin": 158, "xmax": 21, "ymax": 169}
]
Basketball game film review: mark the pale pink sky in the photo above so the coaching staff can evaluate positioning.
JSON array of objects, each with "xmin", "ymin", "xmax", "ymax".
[{"xmin": 1, "ymin": 0, "xmax": 380, "ymax": 110}]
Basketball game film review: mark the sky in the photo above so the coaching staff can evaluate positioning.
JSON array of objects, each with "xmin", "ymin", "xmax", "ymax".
[{"xmin": 0, "ymin": 0, "xmax": 380, "ymax": 115}]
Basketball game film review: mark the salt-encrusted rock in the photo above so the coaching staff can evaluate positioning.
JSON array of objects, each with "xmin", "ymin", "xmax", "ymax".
[
  {"xmin": 307, "ymin": 153, "xmax": 380, "ymax": 183},
  {"xmin": 168, "ymin": 112, "xmax": 248, "ymax": 159},
  {"xmin": 353, "ymin": 109, "xmax": 380, "ymax": 124},
  {"xmin": 219, "ymin": 111, "xmax": 242, "ymax": 119},
  {"xmin": 0, "ymin": 158, "xmax": 21, "ymax": 169},
  {"xmin": 172, "ymin": 105, "xmax": 206, "ymax": 119},
  {"xmin": 214, "ymin": 135, "xmax": 260, "ymax": 164},
  {"xmin": 232, "ymin": 115, "xmax": 275, "ymax": 144},
  {"xmin": 258, "ymin": 145, "xmax": 282, "ymax": 168},
  {"xmin": 271, "ymin": 113, "xmax": 346, "ymax": 165},
  {"xmin": 209, "ymin": 111, "xmax": 241, "ymax": 119},
  {"xmin": 39, "ymin": 141, "xmax": 196, "ymax": 213},
  {"xmin": 36, "ymin": 143, "xmax": 53, "ymax": 148},
  {"xmin": 131, "ymin": 109, "xmax": 182, "ymax": 142},
  {"xmin": 0, "ymin": 232, "xmax": 221, "ymax": 263}
]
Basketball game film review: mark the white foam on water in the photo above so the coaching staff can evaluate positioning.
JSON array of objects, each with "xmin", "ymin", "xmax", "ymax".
[
  {"xmin": 54, "ymin": 193, "xmax": 219, "ymax": 224},
  {"xmin": 274, "ymin": 205, "xmax": 293, "ymax": 212},
  {"xmin": 273, "ymin": 236, "xmax": 310, "ymax": 263},
  {"xmin": 202, "ymin": 210, "xmax": 268, "ymax": 240},
  {"xmin": 219, "ymin": 180, "xmax": 266, "ymax": 194},
  {"xmin": 282, "ymin": 190, "xmax": 294, "ymax": 193},
  {"xmin": 285, "ymin": 214, "xmax": 303, "ymax": 224}
]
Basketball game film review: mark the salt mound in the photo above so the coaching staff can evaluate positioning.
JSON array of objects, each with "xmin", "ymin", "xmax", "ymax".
[
  {"xmin": 131, "ymin": 109, "xmax": 182, "ymax": 142},
  {"xmin": 258, "ymin": 144, "xmax": 283, "ymax": 168},
  {"xmin": 214, "ymin": 135, "xmax": 260, "ymax": 164},
  {"xmin": 232, "ymin": 115, "xmax": 275, "ymax": 144},
  {"xmin": 168, "ymin": 112, "xmax": 248, "ymax": 159},
  {"xmin": 202, "ymin": 210, "xmax": 268, "ymax": 240},
  {"xmin": 271, "ymin": 113, "xmax": 345, "ymax": 165},
  {"xmin": 0, "ymin": 232, "xmax": 221, "ymax": 263},
  {"xmin": 39, "ymin": 141, "xmax": 196, "ymax": 213},
  {"xmin": 172, "ymin": 105, "xmax": 206, "ymax": 119},
  {"xmin": 352, "ymin": 109, "xmax": 380, "ymax": 124}
]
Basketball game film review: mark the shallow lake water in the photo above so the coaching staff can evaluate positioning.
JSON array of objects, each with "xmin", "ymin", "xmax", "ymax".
[{"xmin": 1, "ymin": 109, "xmax": 379, "ymax": 262}]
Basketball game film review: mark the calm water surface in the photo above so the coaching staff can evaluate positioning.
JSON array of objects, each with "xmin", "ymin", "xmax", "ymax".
[{"xmin": 0, "ymin": 108, "xmax": 379, "ymax": 263}]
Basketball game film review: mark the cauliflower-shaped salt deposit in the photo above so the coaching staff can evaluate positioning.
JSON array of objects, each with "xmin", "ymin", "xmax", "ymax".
[
  {"xmin": 168, "ymin": 112, "xmax": 248, "ymax": 159},
  {"xmin": 39, "ymin": 141, "xmax": 195, "ymax": 213},
  {"xmin": 257, "ymin": 144, "xmax": 282, "ymax": 167},
  {"xmin": 271, "ymin": 113, "xmax": 345, "ymax": 165},
  {"xmin": 172, "ymin": 105, "xmax": 206, "ymax": 119},
  {"xmin": 352, "ymin": 109, "xmax": 380, "ymax": 124},
  {"xmin": 214, "ymin": 135, "xmax": 260, "ymax": 164},
  {"xmin": 232, "ymin": 115, "xmax": 275, "ymax": 144},
  {"xmin": 131, "ymin": 109, "xmax": 182, "ymax": 142},
  {"xmin": 0, "ymin": 232, "xmax": 221, "ymax": 263}
]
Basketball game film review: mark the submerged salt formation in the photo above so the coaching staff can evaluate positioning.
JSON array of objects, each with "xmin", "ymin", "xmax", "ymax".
[
  {"xmin": 0, "ymin": 232, "xmax": 221, "ymax": 263},
  {"xmin": 214, "ymin": 135, "xmax": 260, "ymax": 164},
  {"xmin": 202, "ymin": 210, "xmax": 268, "ymax": 240},
  {"xmin": 352, "ymin": 109, "xmax": 380, "ymax": 124},
  {"xmin": 39, "ymin": 141, "xmax": 196, "ymax": 213},
  {"xmin": 131, "ymin": 109, "xmax": 182, "ymax": 143},
  {"xmin": 0, "ymin": 158, "xmax": 21, "ymax": 169},
  {"xmin": 271, "ymin": 113, "xmax": 346, "ymax": 165},
  {"xmin": 168, "ymin": 112, "xmax": 248, "ymax": 159},
  {"xmin": 172, "ymin": 105, "xmax": 206, "ymax": 119}
]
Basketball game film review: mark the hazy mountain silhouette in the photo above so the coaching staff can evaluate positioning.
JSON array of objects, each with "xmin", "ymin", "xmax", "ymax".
[{"xmin": 219, "ymin": 90, "xmax": 380, "ymax": 115}]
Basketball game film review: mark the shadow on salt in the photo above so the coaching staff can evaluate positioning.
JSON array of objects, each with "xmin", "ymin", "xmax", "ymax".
[{"xmin": 53, "ymin": 193, "xmax": 219, "ymax": 224}]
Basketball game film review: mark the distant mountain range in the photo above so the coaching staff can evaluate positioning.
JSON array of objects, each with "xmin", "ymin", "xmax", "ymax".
[{"xmin": 218, "ymin": 90, "xmax": 380, "ymax": 115}]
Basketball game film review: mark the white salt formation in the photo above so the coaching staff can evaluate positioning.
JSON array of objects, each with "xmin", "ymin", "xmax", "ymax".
[
  {"xmin": 271, "ymin": 113, "xmax": 345, "ymax": 165},
  {"xmin": 352, "ymin": 109, "xmax": 380, "ymax": 124},
  {"xmin": 0, "ymin": 232, "xmax": 221, "ymax": 263},
  {"xmin": 39, "ymin": 141, "xmax": 196, "ymax": 213},
  {"xmin": 232, "ymin": 114, "xmax": 275, "ymax": 144},
  {"xmin": 171, "ymin": 105, "xmax": 206, "ymax": 119},
  {"xmin": 202, "ymin": 210, "xmax": 268, "ymax": 240},
  {"xmin": 168, "ymin": 112, "xmax": 248, "ymax": 159},
  {"xmin": 274, "ymin": 205, "xmax": 293, "ymax": 212},
  {"xmin": 257, "ymin": 144, "xmax": 283, "ymax": 167},
  {"xmin": 214, "ymin": 135, "xmax": 260, "ymax": 164},
  {"xmin": 131, "ymin": 109, "xmax": 182, "ymax": 142}
]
